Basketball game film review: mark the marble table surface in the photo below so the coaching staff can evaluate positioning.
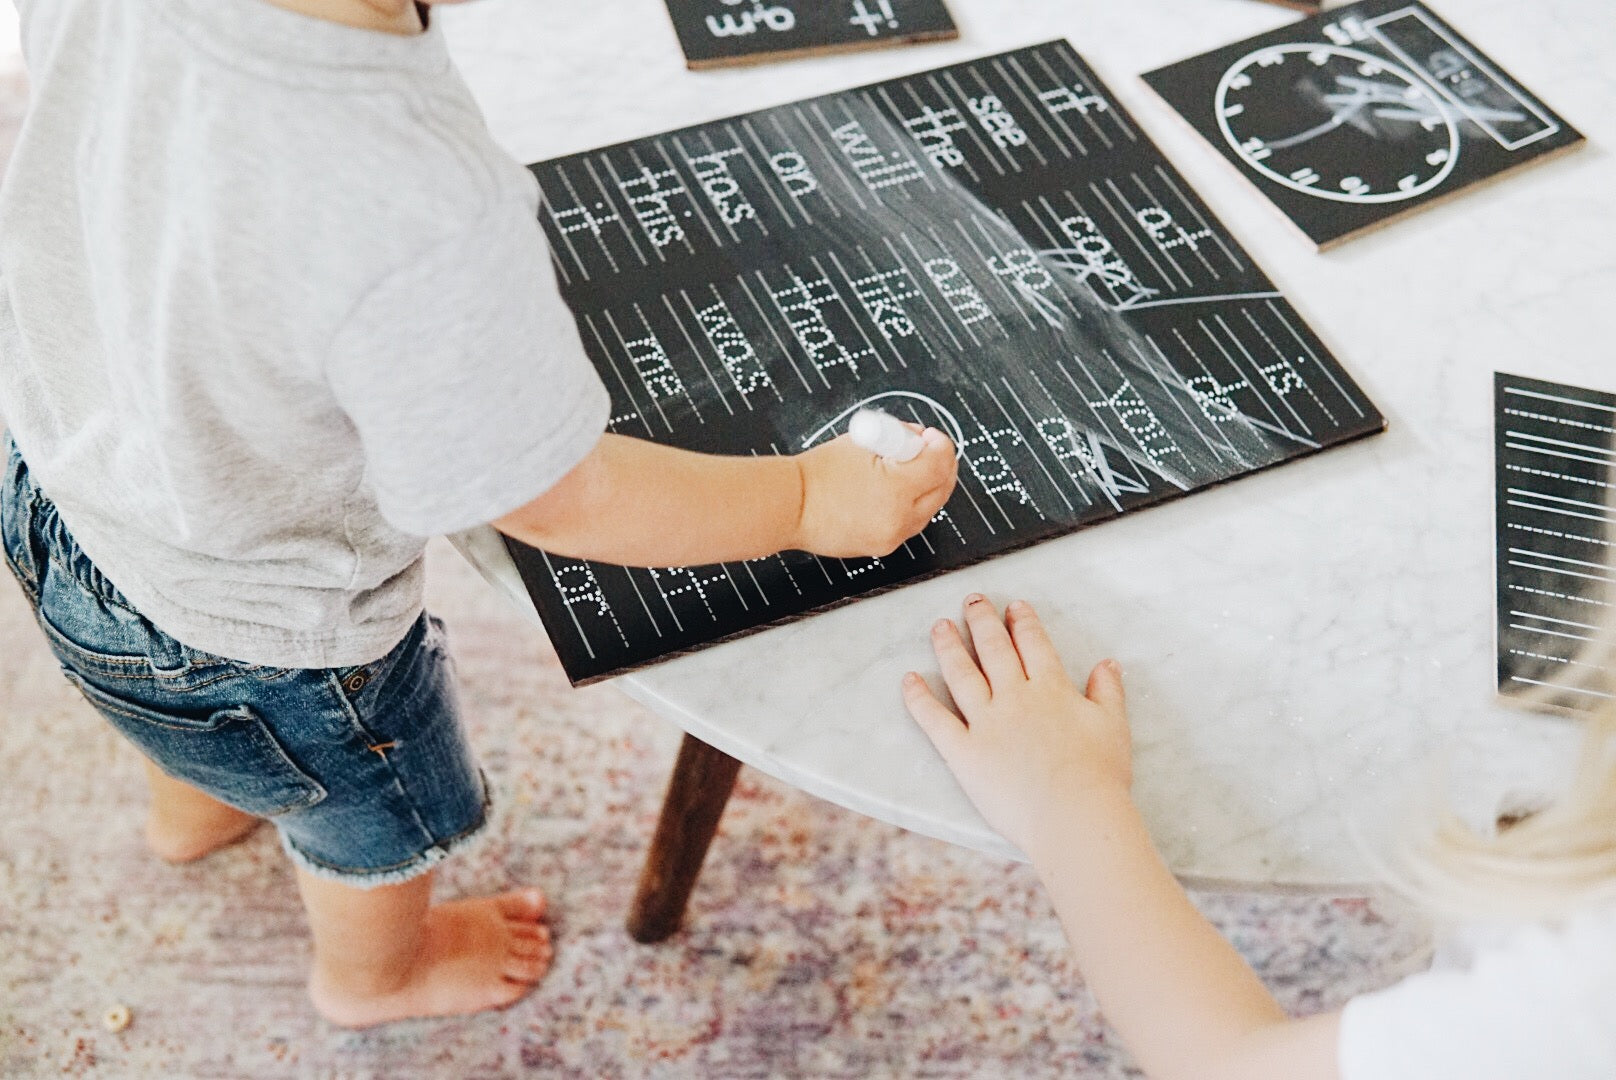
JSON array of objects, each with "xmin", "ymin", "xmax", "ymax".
[{"xmin": 440, "ymin": 0, "xmax": 1612, "ymax": 887}]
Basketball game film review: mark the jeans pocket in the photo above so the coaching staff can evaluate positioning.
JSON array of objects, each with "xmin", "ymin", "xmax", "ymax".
[{"xmin": 61, "ymin": 670, "xmax": 328, "ymax": 818}]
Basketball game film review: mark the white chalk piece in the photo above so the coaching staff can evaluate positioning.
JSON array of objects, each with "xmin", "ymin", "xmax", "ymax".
[{"xmin": 848, "ymin": 408, "xmax": 925, "ymax": 462}]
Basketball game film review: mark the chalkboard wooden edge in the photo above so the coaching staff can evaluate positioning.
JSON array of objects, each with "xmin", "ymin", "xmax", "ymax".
[
  {"xmin": 1136, "ymin": 72, "xmax": 1589, "ymax": 252},
  {"xmin": 680, "ymin": 27, "xmax": 961, "ymax": 71},
  {"xmin": 518, "ymin": 414, "xmax": 1390, "ymax": 688},
  {"xmin": 1247, "ymin": 0, "xmax": 1323, "ymax": 12},
  {"xmin": 1312, "ymin": 135, "xmax": 1588, "ymax": 252}
]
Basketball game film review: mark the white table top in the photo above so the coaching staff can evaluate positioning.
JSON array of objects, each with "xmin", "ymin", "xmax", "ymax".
[{"xmin": 441, "ymin": 0, "xmax": 1611, "ymax": 887}]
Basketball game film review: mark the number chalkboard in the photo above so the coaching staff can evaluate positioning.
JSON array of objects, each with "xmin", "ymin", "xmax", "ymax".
[
  {"xmin": 509, "ymin": 41, "xmax": 1387, "ymax": 686},
  {"xmin": 1494, "ymin": 374, "xmax": 1615, "ymax": 715},
  {"xmin": 664, "ymin": 0, "xmax": 957, "ymax": 70},
  {"xmin": 1143, "ymin": 0, "xmax": 1585, "ymax": 249}
]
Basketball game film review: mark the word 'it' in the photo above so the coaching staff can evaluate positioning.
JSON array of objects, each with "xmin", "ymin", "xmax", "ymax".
[{"xmin": 849, "ymin": 0, "xmax": 898, "ymax": 36}]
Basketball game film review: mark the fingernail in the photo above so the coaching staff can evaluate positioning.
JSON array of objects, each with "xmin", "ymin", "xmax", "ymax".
[
  {"xmin": 1104, "ymin": 659, "xmax": 1122, "ymax": 674},
  {"xmin": 932, "ymin": 619, "xmax": 950, "ymax": 633},
  {"xmin": 1008, "ymin": 599, "xmax": 1029, "ymax": 613},
  {"xmin": 902, "ymin": 672, "xmax": 921, "ymax": 686},
  {"xmin": 965, "ymin": 593, "xmax": 986, "ymax": 605}
]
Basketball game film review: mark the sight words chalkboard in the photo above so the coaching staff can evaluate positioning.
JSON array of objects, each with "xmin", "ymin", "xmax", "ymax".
[
  {"xmin": 1144, "ymin": 0, "xmax": 1584, "ymax": 249},
  {"xmin": 664, "ymin": 0, "xmax": 957, "ymax": 69},
  {"xmin": 509, "ymin": 41, "xmax": 1386, "ymax": 685}
]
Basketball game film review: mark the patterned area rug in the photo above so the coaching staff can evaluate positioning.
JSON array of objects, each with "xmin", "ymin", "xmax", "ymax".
[
  {"xmin": 0, "ymin": 542, "xmax": 1429, "ymax": 1078},
  {"xmin": 0, "ymin": 32, "xmax": 1428, "ymax": 1075}
]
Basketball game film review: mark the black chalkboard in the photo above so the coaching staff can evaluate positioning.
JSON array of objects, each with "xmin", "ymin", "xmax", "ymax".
[
  {"xmin": 510, "ymin": 41, "xmax": 1387, "ymax": 686},
  {"xmin": 1494, "ymin": 374, "xmax": 1615, "ymax": 715},
  {"xmin": 664, "ymin": 0, "xmax": 957, "ymax": 70},
  {"xmin": 1143, "ymin": 0, "xmax": 1585, "ymax": 249}
]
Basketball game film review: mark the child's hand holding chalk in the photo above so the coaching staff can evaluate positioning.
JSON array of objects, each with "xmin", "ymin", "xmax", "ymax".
[
  {"xmin": 849, "ymin": 407, "xmax": 927, "ymax": 463},
  {"xmin": 790, "ymin": 419, "xmax": 957, "ymax": 558}
]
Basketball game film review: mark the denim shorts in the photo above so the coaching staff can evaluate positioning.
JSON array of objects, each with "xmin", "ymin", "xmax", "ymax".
[{"xmin": 1, "ymin": 437, "xmax": 488, "ymax": 887}]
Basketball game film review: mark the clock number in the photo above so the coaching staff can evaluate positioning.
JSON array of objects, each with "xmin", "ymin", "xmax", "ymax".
[
  {"xmin": 1308, "ymin": 49, "xmax": 1331, "ymax": 66},
  {"xmin": 1339, "ymin": 176, "xmax": 1371, "ymax": 197},
  {"xmin": 1426, "ymin": 148, "xmax": 1450, "ymax": 166},
  {"xmin": 1257, "ymin": 51, "xmax": 1284, "ymax": 68},
  {"xmin": 1241, "ymin": 136, "xmax": 1272, "ymax": 162},
  {"xmin": 1228, "ymin": 72, "xmax": 1252, "ymax": 91},
  {"xmin": 1288, "ymin": 168, "xmax": 1321, "ymax": 187}
]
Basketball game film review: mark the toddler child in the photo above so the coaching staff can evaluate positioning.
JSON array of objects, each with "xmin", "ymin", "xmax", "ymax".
[{"xmin": 0, "ymin": 0, "xmax": 957, "ymax": 1028}]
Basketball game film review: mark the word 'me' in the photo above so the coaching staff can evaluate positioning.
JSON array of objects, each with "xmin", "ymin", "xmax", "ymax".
[
  {"xmin": 831, "ymin": 118, "xmax": 927, "ymax": 191},
  {"xmin": 623, "ymin": 333, "xmax": 686, "ymax": 401}
]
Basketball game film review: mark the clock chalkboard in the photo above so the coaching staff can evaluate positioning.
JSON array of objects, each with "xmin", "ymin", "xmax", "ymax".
[
  {"xmin": 1144, "ymin": 0, "xmax": 1584, "ymax": 249},
  {"xmin": 1494, "ymin": 374, "xmax": 1615, "ymax": 716},
  {"xmin": 663, "ymin": 0, "xmax": 957, "ymax": 70},
  {"xmin": 509, "ymin": 42, "xmax": 1386, "ymax": 686}
]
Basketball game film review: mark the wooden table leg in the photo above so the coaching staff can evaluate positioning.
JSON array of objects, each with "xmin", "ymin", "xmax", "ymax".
[{"xmin": 626, "ymin": 732, "xmax": 743, "ymax": 944}]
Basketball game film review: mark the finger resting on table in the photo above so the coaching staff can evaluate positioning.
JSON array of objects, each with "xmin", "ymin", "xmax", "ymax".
[
  {"xmin": 930, "ymin": 617, "xmax": 989, "ymax": 708},
  {"xmin": 961, "ymin": 593, "xmax": 1024, "ymax": 689}
]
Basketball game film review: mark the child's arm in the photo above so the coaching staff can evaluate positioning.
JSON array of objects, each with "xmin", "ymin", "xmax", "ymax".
[
  {"xmin": 493, "ymin": 428, "xmax": 957, "ymax": 565},
  {"xmin": 901, "ymin": 595, "xmax": 1343, "ymax": 1080}
]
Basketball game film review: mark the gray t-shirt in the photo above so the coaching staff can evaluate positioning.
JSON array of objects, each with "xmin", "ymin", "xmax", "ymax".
[{"xmin": 0, "ymin": 0, "xmax": 609, "ymax": 667}]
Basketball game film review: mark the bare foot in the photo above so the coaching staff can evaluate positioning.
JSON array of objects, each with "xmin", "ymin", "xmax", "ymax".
[{"xmin": 307, "ymin": 890, "xmax": 553, "ymax": 1028}]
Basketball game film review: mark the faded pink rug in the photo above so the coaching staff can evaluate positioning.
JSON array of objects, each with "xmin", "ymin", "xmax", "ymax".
[{"xmin": 0, "ymin": 541, "xmax": 1428, "ymax": 1078}]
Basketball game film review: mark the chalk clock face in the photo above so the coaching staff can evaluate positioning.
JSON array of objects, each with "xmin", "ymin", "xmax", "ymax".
[{"xmin": 1215, "ymin": 43, "xmax": 1460, "ymax": 204}]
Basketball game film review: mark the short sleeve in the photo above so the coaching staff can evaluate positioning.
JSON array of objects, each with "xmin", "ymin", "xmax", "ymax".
[
  {"xmin": 327, "ymin": 199, "xmax": 610, "ymax": 537},
  {"xmin": 1337, "ymin": 906, "xmax": 1616, "ymax": 1080}
]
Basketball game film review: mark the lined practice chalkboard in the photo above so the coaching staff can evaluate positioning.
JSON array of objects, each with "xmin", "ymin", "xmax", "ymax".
[
  {"xmin": 1494, "ymin": 374, "xmax": 1615, "ymax": 715},
  {"xmin": 664, "ymin": 0, "xmax": 957, "ymax": 70},
  {"xmin": 1144, "ymin": 0, "xmax": 1584, "ymax": 249},
  {"xmin": 509, "ymin": 41, "xmax": 1387, "ymax": 685}
]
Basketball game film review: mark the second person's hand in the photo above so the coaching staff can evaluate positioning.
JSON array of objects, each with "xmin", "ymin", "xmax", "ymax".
[{"xmin": 901, "ymin": 595, "xmax": 1133, "ymax": 857}]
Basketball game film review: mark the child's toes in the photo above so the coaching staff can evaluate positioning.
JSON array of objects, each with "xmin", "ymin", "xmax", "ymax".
[
  {"xmin": 502, "ymin": 948, "xmax": 551, "ymax": 984},
  {"xmin": 508, "ymin": 934, "xmax": 549, "ymax": 960},
  {"xmin": 494, "ymin": 888, "xmax": 547, "ymax": 923}
]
